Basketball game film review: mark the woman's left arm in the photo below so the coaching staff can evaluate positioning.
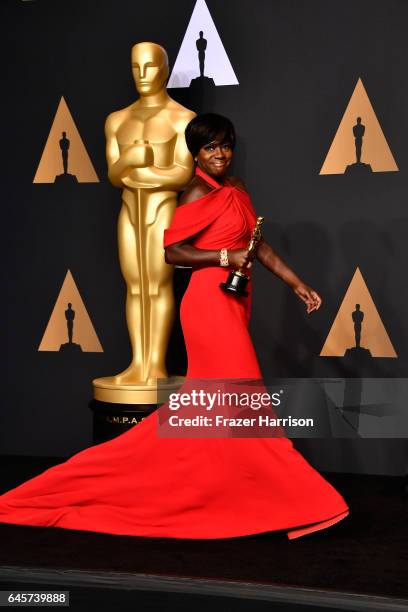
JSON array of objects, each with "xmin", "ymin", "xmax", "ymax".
[{"xmin": 255, "ymin": 238, "xmax": 322, "ymax": 314}]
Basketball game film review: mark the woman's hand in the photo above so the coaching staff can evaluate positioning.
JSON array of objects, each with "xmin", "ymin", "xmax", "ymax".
[
  {"xmin": 293, "ymin": 283, "xmax": 322, "ymax": 314},
  {"xmin": 227, "ymin": 248, "xmax": 252, "ymax": 269}
]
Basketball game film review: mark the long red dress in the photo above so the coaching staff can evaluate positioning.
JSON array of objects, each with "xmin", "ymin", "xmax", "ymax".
[{"xmin": 0, "ymin": 167, "xmax": 349, "ymax": 540}]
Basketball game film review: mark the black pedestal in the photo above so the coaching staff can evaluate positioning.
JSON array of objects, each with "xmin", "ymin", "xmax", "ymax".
[
  {"xmin": 345, "ymin": 162, "xmax": 373, "ymax": 174},
  {"xmin": 59, "ymin": 342, "xmax": 82, "ymax": 353},
  {"xmin": 344, "ymin": 346, "xmax": 372, "ymax": 364},
  {"xmin": 89, "ymin": 400, "xmax": 157, "ymax": 444},
  {"xmin": 54, "ymin": 172, "xmax": 78, "ymax": 184}
]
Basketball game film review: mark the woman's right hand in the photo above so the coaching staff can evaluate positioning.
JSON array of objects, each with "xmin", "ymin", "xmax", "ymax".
[{"xmin": 227, "ymin": 248, "xmax": 252, "ymax": 269}]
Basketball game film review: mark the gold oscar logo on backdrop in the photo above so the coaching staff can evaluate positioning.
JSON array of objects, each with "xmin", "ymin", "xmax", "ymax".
[
  {"xmin": 33, "ymin": 96, "xmax": 99, "ymax": 184},
  {"xmin": 320, "ymin": 78, "xmax": 398, "ymax": 175},
  {"xmin": 38, "ymin": 270, "xmax": 103, "ymax": 352},
  {"xmin": 320, "ymin": 267, "xmax": 397, "ymax": 358}
]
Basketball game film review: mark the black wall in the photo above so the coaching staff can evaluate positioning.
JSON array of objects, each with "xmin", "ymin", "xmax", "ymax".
[{"xmin": 2, "ymin": 0, "xmax": 407, "ymax": 474}]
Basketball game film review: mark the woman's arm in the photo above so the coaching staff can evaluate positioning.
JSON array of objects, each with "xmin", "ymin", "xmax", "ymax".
[
  {"xmin": 255, "ymin": 238, "xmax": 322, "ymax": 313},
  {"xmin": 165, "ymin": 241, "xmax": 250, "ymax": 268},
  {"xmin": 165, "ymin": 242, "xmax": 220, "ymax": 266},
  {"xmin": 165, "ymin": 177, "xmax": 251, "ymax": 268}
]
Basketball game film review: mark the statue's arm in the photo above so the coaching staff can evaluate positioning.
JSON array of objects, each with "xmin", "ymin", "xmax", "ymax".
[
  {"xmin": 122, "ymin": 113, "xmax": 196, "ymax": 190},
  {"xmin": 105, "ymin": 112, "xmax": 141, "ymax": 188}
]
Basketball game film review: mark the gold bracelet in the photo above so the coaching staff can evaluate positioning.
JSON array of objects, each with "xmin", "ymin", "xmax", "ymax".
[{"xmin": 219, "ymin": 248, "xmax": 229, "ymax": 267}]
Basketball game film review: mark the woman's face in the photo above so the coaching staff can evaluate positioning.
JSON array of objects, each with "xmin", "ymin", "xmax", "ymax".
[{"xmin": 196, "ymin": 139, "xmax": 233, "ymax": 179}]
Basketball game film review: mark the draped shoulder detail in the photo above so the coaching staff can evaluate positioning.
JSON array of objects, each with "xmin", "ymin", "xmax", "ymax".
[{"xmin": 163, "ymin": 187, "xmax": 230, "ymax": 247}]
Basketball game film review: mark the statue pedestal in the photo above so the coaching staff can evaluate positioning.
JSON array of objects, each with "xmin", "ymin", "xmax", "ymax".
[
  {"xmin": 345, "ymin": 162, "xmax": 373, "ymax": 174},
  {"xmin": 174, "ymin": 76, "xmax": 216, "ymax": 114},
  {"xmin": 189, "ymin": 75, "xmax": 216, "ymax": 89},
  {"xmin": 90, "ymin": 376, "xmax": 184, "ymax": 443},
  {"xmin": 59, "ymin": 342, "xmax": 82, "ymax": 353},
  {"xmin": 344, "ymin": 346, "xmax": 372, "ymax": 360},
  {"xmin": 89, "ymin": 400, "xmax": 156, "ymax": 444},
  {"xmin": 54, "ymin": 173, "xmax": 78, "ymax": 184}
]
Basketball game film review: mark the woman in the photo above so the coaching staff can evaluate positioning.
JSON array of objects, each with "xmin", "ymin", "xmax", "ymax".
[
  {"xmin": 164, "ymin": 113, "xmax": 323, "ymax": 382},
  {"xmin": 0, "ymin": 114, "xmax": 349, "ymax": 540}
]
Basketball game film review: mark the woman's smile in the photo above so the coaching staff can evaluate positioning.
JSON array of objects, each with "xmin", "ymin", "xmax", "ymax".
[{"xmin": 195, "ymin": 139, "xmax": 234, "ymax": 179}]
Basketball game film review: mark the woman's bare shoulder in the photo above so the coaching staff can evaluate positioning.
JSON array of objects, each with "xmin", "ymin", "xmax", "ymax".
[
  {"xmin": 228, "ymin": 176, "xmax": 248, "ymax": 192},
  {"xmin": 178, "ymin": 176, "xmax": 213, "ymax": 205}
]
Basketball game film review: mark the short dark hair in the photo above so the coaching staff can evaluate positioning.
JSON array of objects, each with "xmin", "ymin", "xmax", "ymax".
[{"xmin": 185, "ymin": 113, "xmax": 236, "ymax": 158}]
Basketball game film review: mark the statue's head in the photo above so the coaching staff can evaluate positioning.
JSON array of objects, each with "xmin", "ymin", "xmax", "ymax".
[
  {"xmin": 68, "ymin": 302, "xmax": 72, "ymax": 308},
  {"xmin": 357, "ymin": 117, "xmax": 362, "ymax": 124},
  {"xmin": 131, "ymin": 42, "xmax": 169, "ymax": 96},
  {"xmin": 356, "ymin": 303, "xmax": 360, "ymax": 309}
]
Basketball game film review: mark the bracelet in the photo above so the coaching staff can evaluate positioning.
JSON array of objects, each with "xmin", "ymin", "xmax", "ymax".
[{"xmin": 219, "ymin": 248, "xmax": 229, "ymax": 267}]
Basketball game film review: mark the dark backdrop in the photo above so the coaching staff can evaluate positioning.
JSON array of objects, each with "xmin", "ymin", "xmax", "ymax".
[{"xmin": 2, "ymin": 0, "xmax": 407, "ymax": 474}]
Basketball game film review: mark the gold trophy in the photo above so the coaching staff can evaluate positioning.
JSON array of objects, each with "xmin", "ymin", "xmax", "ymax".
[
  {"xmin": 220, "ymin": 217, "xmax": 265, "ymax": 297},
  {"xmin": 92, "ymin": 42, "xmax": 196, "ymax": 409}
]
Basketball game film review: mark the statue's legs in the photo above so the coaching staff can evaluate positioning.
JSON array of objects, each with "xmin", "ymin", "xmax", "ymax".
[
  {"xmin": 62, "ymin": 151, "xmax": 68, "ymax": 174},
  {"xmin": 67, "ymin": 321, "xmax": 73, "ymax": 344},
  {"xmin": 199, "ymin": 53, "xmax": 205, "ymax": 77},
  {"xmin": 113, "ymin": 196, "xmax": 177, "ymax": 384},
  {"xmin": 356, "ymin": 140, "xmax": 362, "ymax": 164},
  {"xmin": 355, "ymin": 325, "xmax": 361, "ymax": 348},
  {"xmin": 146, "ymin": 199, "xmax": 176, "ymax": 382},
  {"xmin": 115, "ymin": 203, "xmax": 144, "ymax": 384}
]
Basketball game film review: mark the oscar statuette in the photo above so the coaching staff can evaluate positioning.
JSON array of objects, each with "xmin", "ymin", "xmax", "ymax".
[
  {"xmin": 90, "ymin": 42, "xmax": 195, "ymax": 443},
  {"xmin": 220, "ymin": 217, "xmax": 264, "ymax": 297}
]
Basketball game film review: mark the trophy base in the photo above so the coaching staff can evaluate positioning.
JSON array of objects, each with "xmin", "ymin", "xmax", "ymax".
[
  {"xmin": 59, "ymin": 341, "xmax": 82, "ymax": 353},
  {"xmin": 89, "ymin": 399, "xmax": 157, "ymax": 444},
  {"xmin": 345, "ymin": 162, "xmax": 373, "ymax": 174},
  {"xmin": 91, "ymin": 376, "xmax": 185, "ymax": 443},
  {"xmin": 219, "ymin": 282, "xmax": 248, "ymax": 297},
  {"xmin": 92, "ymin": 375, "xmax": 185, "ymax": 405},
  {"xmin": 54, "ymin": 172, "xmax": 78, "ymax": 184}
]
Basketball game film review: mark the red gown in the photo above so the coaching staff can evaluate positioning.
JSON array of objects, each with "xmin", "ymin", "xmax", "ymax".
[{"xmin": 0, "ymin": 167, "xmax": 349, "ymax": 540}]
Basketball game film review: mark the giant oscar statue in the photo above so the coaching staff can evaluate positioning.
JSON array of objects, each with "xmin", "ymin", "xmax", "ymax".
[{"xmin": 92, "ymin": 42, "xmax": 195, "ymax": 437}]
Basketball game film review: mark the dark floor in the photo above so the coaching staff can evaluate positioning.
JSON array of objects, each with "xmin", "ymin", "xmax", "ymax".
[
  {"xmin": 0, "ymin": 456, "xmax": 406, "ymax": 605},
  {"xmin": 0, "ymin": 581, "xmax": 379, "ymax": 612}
]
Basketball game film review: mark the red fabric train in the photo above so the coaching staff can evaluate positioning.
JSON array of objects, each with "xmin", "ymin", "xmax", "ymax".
[{"xmin": 0, "ymin": 166, "xmax": 349, "ymax": 539}]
